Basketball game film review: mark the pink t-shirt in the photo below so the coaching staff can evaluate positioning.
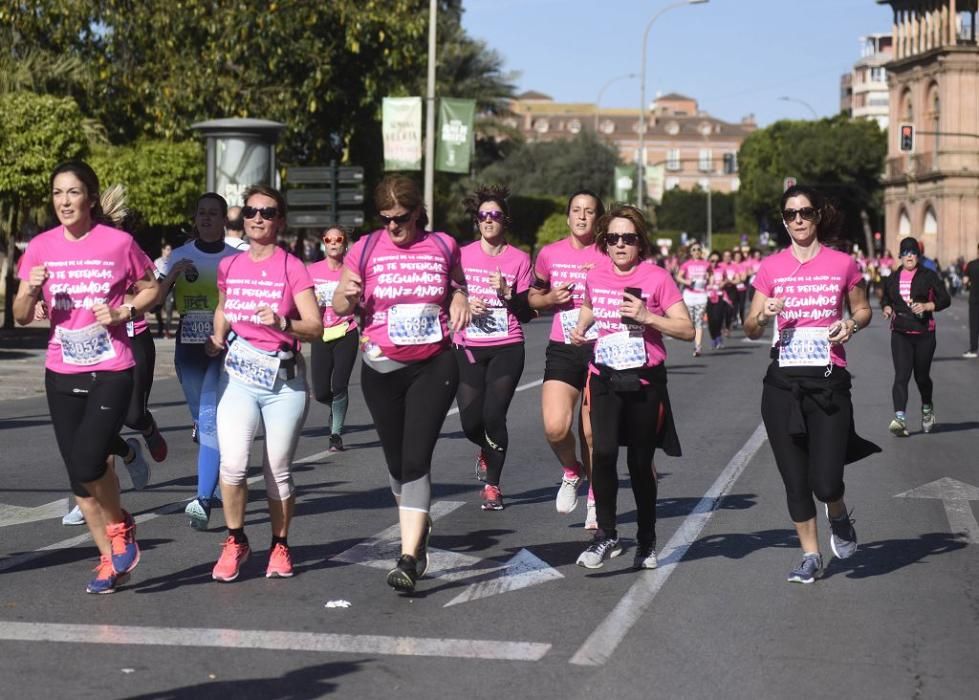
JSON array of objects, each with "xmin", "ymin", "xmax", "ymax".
[
  {"xmin": 752, "ymin": 246, "xmax": 863, "ymax": 367},
  {"xmin": 584, "ymin": 261, "xmax": 684, "ymax": 369},
  {"xmin": 460, "ymin": 241, "xmax": 533, "ymax": 347},
  {"xmin": 533, "ymin": 237, "xmax": 608, "ymax": 343},
  {"xmin": 679, "ymin": 260, "xmax": 710, "ymax": 290},
  {"xmin": 344, "ymin": 230, "xmax": 459, "ymax": 362},
  {"xmin": 307, "ymin": 259, "xmax": 356, "ymax": 333},
  {"xmin": 217, "ymin": 247, "xmax": 314, "ymax": 352},
  {"xmin": 18, "ymin": 224, "xmax": 154, "ymax": 374}
]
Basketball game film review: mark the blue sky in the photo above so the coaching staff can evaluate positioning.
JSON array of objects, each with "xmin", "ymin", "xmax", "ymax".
[{"xmin": 461, "ymin": 0, "xmax": 895, "ymax": 126}]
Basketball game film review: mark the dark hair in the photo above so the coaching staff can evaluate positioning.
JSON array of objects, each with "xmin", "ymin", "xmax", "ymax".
[
  {"xmin": 374, "ymin": 174, "xmax": 429, "ymax": 231},
  {"xmin": 243, "ymin": 184, "xmax": 287, "ymax": 218},
  {"xmin": 463, "ymin": 184, "xmax": 511, "ymax": 230},
  {"xmin": 595, "ymin": 205, "xmax": 652, "ymax": 261},
  {"xmin": 50, "ymin": 160, "xmax": 106, "ymax": 223},
  {"xmin": 197, "ymin": 192, "xmax": 228, "ymax": 217},
  {"xmin": 780, "ymin": 184, "xmax": 844, "ymax": 249},
  {"xmin": 566, "ymin": 190, "xmax": 605, "ymax": 218}
]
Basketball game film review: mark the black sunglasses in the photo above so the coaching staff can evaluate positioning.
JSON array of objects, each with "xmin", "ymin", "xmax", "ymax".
[
  {"xmin": 379, "ymin": 212, "xmax": 413, "ymax": 226},
  {"xmin": 782, "ymin": 207, "xmax": 819, "ymax": 223},
  {"xmin": 605, "ymin": 233, "xmax": 639, "ymax": 246},
  {"xmin": 242, "ymin": 206, "xmax": 279, "ymax": 221}
]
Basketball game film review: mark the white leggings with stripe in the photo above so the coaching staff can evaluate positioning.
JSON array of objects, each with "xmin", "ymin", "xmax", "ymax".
[{"xmin": 216, "ymin": 354, "xmax": 309, "ymax": 500}]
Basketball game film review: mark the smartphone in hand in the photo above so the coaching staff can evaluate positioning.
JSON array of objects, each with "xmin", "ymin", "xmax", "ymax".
[{"xmin": 622, "ymin": 286, "xmax": 643, "ymax": 325}]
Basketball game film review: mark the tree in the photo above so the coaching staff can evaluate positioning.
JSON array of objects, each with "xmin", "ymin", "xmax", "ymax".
[
  {"xmin": 736, "ymin": 116, "xmax": 887, "ymax": 245},
  {"xmin": 655, "ymin": 188, "xmax": 736, "ymax": 236}
]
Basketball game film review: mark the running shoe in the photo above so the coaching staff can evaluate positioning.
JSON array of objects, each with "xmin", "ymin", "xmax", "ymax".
[
  {"xmin": 416, "ymin": 517, "xmax": 432, "ymax": 578},
  {"xmin": 787, "ymin": 553, "xmax": 823, "ymax": 584},
  {"xmin": 481, "ymin": 484, "xmax": 504, "ymax": 511},
  {"xmin": 106, "ymin": 511, "xmax": 139, "ymax": 574},
  {"xmin": 386, "ymin": 554, "xmax": 418, "ymax": 593},
  {"xmin": 86, "ymin": 555, "xmax": 131, "ymax": 594},
  {"xmin": 633, "ymin": 541, "xmax": 658, "ymax": 570},
  {"xmin": 576, "ymin": 534, "xmax": 622, "ymax": 569},
  {"xmin": 921, "ymin": 405, "xmax": 936, "ymax": 434},
  {"xmin": 475, "ymin": 450, "xmax": 488, "ymax": 482},
  {"xmin": 556, "ymin": 473, "xmax": 583, "ymax": 514},
  {"xmin": 185, "ymin": 497, "xmax": 212, "ymax": 531},
  {"xmin": 212, "ymin": 536, "xmax": 251, "ymax": 582},
  {"xmin": 123, "ymin": 438, "xmax": 150, "ymax": 490},
  {"xmin": 963, "ymin": 350, "xmax": 978, "ymax": 359},
  {"xmin": 584, "ymin": 501, "xmax": 598, "ymax": 530},
  {"xmin": 62, "ymin": 504, "xmax": 86, "ymax": 526},
  {"xmin": 888, "ymin": 416, "xmax": 909, "ymax": 437},
  {"xmin": 692, "ymin": 345, "xmax": 701, "ymax": 357},
  {"xmin": 328, "ymin": 434, "xmax": 344, "ymax": 452},
  {"xmin": 825, "ymin": 504, "xmax": 858, "ymax": 559},
  {"xmin": 266, "ymin": 542, "xmax": 294, "ymax": 578},
  {"xmin": 143, "ymin": 422, "xmax": 168, "ymax": 462}
]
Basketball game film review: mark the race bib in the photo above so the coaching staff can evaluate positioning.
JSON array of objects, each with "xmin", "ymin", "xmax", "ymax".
[
  {"xmin": 387, "ymin": 303, "xmax": 442, "ymax": 345},
  {"xmin": 57, "ymin": 323, "xmax": 116, "ymax": 367},
  {"xmin": 315, "ymin": 282, "xmax": 338, "ymax": 308},
  {"xmin": 778, "ymin": 327, "xmax": 831, "ymax": 367},
  {"xmin": 595, "ymin": 330, "xmax": 646, "ymax": 370},
  {"xmin": 560, "ymin": 309, "xmax": 598, "ymax": 344},
  {"xmin": 224, "ymin": 340, "xmax": 280, "ymax": 390},
  {"xmin": 467, "ymin": 307, "xmax": 509, "ymax": 340},
  {"xmin": 179, "ymin": 311, "xmax": 214, "ymax": 345}
]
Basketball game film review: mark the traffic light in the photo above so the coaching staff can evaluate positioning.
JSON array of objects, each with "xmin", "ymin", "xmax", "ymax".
[{"xmin": 900, "ymin": 124, "xmax": 914, "ymax": 152}]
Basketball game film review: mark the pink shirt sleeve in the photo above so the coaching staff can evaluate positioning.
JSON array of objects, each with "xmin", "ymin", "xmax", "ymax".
[
  {"xmin": 753, "ymin": 260, "xmax": 774, "ymax": 297},
  {"xmin": 844, "ymin": 256, "xmax": 863, "ymax": 291},
  {"xmin": 515, "ymin": 253, "xmax": 533, "ymax": 294},
  {"xmin": 533, "ymin": 245, "xmax": 552, "ymax": 283},
  {"xmin": 285, "ymin": 253, "xmax": 314, "ymax": 299}
]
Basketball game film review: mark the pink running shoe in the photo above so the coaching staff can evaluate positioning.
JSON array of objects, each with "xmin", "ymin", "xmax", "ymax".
[
  {"xmin": 475, "ymin": 450, "xmax": 488, "ymax": 481},
  {"xmin": 212, "ymin": 536, "xmax": 250, "ymax": 582},
  {"xmin": 266, "ymin": 542, "xmax": 294, "ymax": 578}
]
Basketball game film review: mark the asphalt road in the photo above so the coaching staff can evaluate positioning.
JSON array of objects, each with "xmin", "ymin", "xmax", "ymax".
[{"xmin": 1, "ymin": 298, "xmax": 977, "ymax": 699}]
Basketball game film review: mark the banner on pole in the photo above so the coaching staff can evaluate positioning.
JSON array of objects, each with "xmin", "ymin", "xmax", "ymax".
[
  {"xmin": 383, "ymin": 97, "xmax": 423, "ymax": 171},
  {"xmin": 436, "ymin": 98, "xmax": 475, "ymax": 174},
  {"xmin": 613, "ymin": 165, "xmax": 637, "ymax": 203}
]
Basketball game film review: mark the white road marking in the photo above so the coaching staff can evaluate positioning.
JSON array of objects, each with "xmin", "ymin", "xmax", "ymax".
[
  {"xmin": 569, "ymin": 422, "xmax": 768, "ymax": 666},
  {"xmin": 0, "ymin": 621, "xmax": 551, "ymax": 661},
  {"xmin": 444, "ymin": 548, "xmax": 563, "ymax": 607},
  {"xmin": 0, "ymin": 497, "xmax": 68, "ymax": 528},
  {"xmin": 896, "ymin": 477, "xmax": 979, "ymax": 544}
]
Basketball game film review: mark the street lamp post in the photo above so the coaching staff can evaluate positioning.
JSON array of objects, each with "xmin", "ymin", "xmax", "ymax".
[
  {"xmin": 594, "ymin": 73, "xmax": 637, "ymax": 134},
  {"xmin": 423, "ymin": 0, "xmax": 437, "ymax": 226},
  {"xmin": 637, "ymin": 0, "xmax": 709, "ymax": 212},
  {"xmin": 777, "ymin": 96, "xmax": 819, "ymax": 119}
]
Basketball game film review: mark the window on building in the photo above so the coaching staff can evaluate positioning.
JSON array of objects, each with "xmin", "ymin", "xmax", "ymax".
[
  {"xmin": 870, "ymin": 66, "xmax": 886, "ymax": 82},
  {"xmin": 698, "ymin": 149, "xmax": 712, "ymax": 172},
  {"xmin": 533, "ymin": 118, "xmax": 549, "ymax": 134},
  {"xmin": 923, "ymin": 207, "xmax": 938, "ymax": 236},
  {"xmin": 667, "ymin": 149, "xmax": 681, "ymax": 171},
  {"xmin": 899, "ymin": 210, "xmax": 912, "ymax": 236},
  {"xmin": 600, "ymin": 119, "xmax": 615, "ymax": 134},
  {"xmin": 567, "ymin": 119, "xmax": 581, "ymax": 135}
]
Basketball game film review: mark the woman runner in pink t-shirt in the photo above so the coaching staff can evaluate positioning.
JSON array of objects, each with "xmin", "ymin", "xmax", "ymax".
[{"xmin": 745, "ymin": 185, "xmax": 879, "ymax": 584}]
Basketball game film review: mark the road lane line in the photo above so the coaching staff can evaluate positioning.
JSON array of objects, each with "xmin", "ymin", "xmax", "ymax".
[
  {"xmin": 569, "ymin": 421, "xmax": 768, "ymax": 666},
  {"xmin": 0, "ymin": 621, "xmax": 551, "ymax": 661}
]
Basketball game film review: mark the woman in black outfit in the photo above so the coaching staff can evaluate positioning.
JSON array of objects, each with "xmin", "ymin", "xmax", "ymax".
[{"xmin": 880, "ymin": 237, "xmax": 951, "ymax": 437}]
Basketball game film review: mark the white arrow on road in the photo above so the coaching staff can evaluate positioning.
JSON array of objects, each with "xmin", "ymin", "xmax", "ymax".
[
  {"xmin": 333, "ymin": 500, "xmax": 563, "ymax": 605},
  {"xmin": 895, "ymin": 477, "xmax": 979, "ymax": 544},
  {"xmin": 0, "ymin": 498, "xmax": 68, "ymax": 528}
]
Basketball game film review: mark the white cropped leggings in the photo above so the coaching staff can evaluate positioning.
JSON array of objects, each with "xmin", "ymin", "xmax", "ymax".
[{"xmin": 216, "ymin": 353, "xmax": 309, "ymax": 501}]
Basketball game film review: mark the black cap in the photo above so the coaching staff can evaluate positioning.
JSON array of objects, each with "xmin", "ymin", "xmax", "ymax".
[{"xmin": 899, "ymin": 237, "xmax": 921, "ymax": 256}]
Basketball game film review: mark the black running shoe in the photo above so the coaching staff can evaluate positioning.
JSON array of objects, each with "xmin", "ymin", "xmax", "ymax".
[
  {"xmin": 416, "ymin": 518, "xmax": 432, "ymax": 578},
  {"xmin": 329, "ymin": 434, "xmax": 344, "ymax": 452},
  {"xmin": 386, "ymin": 554, "xmax": 418, "ymax": 593}
]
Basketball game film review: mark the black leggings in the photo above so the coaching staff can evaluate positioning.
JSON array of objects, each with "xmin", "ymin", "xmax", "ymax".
[
  {"xmin": 588, "ymin": 374, "xmax": 661, "ymax": 545},
  {"xmin": 891, "ymin": 331, "xmax": 936, "ymax": 412},
  {"xmin": 761, "ymin": 367, "xmax": 850, "ymax": 523},
  {"xmin": 46, "ymin": 369, "xmax": 133, "ymax": 497},
  {"xmin": 361, "ymin": 350, "xmax": 459, "ymax": 486},
  {"xmin": 454, "ymin": 343, "xmax": 525, "ymax": 486},
  {"xmin": 310, "ymin": 328, "xmax": 359, "ymax": 404},
  {"xmin": 969, "ymin": 297, "xmax": 978, "ymax": 353},
  {"xmin": 125, "ymin": 329, "xmax": 156, "ymax": 431},
  {"xmin": 706, "ymin": 300, "xmax": 727, "ymax": 340}
]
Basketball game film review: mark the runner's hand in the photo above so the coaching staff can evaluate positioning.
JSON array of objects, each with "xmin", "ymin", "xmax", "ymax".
[
  {"xmin": 449, "ymin": 291, "xmax": 471, "ymax": 332},
  {"xmin": 341, "ymin": 272, "xmax": 363, "ymax": 301},
  {"xmin": 551, "ymin": 283, "xmax": 573, "ymax": 306},
  {"xmin": 570, "ymin": 325, "xmax": 589, "ymax": 346},
  {"xmin": 255, "ymin": 305, "xmax": 277, "ymax": 327},
  {"xmin": 33, "ymin": 300, "xmax": 48, "ymax": 322},
  {"xmin": 27, "ymin": 265, "xmax": 48, "ymax": 294},
  {"xmin": 620, "ymin": 292, "xmax": 648, "ymax": 325},
  {"xmin": 469, "ymin": 297, "xmax": 489, "ymax": 317},
  {"xmin": 205, "ymin": 335, "xmax": 225, "ymax": 357},
  {"xmin": 490, "ymin": 267, "xmax": 510, "ymax": 299},
  {"xmin": 761, "ymin": 297, "xmax": 785, "ymax": 319},
  {"xmin": 882, "ymin": 305, "xmax": 893, "ymax": 319}
]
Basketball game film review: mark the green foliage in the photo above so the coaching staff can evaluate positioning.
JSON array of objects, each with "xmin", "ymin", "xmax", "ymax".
[
  {"xmin": 535, "ymin": 212, "xmax": 571, "ymax": 248},
  {"xmin": 736, "ymin": 116, "xmax": 887, "ymax": 241},
  {"xmin": 88, "ymin": 141, "xmax": 205, "ymax": 227},
  {"xmin": 655, "ymin": 188, "xmax": 736, "ymax": 236}
]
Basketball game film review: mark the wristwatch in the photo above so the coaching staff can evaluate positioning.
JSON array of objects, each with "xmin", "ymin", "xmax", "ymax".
[{"xmin": 849, "ymin": 319, "xmax": 859, "ymax": 334}]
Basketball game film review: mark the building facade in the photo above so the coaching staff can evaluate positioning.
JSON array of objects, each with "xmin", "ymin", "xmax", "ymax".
[
  {"xmin": 503, "ymin": 92, "xmax": 756, "ymax": 202},
  {"xmin": 840, "ymin": 34, "xmax": 893, "ymax": 128},
  {"xmin": 879, "ymin": 0, "xmax": 979, "ymax": 264}
]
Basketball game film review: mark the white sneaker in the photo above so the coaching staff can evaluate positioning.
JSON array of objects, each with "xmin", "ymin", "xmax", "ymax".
[
  {"xmin": 584, "ymin": 501, "xmax": 598, "ymax": 530},
  {"xmin": 576, "ymin": 535, "xmax": 622, "ymax": 569},
  {"xmin": 962, "ymin": 351, "xmax": 978, "ymax": 359},
  {"xmin": 123, "ymin": 438, "xmax": 150, "ymax": 490},
  {"xmin": 556, "ymin": 474, "xmax": 582, "ymax": 514},
  {"xmin": 62, "ymin": 505, "xmax": 86, "ymax": 526}
]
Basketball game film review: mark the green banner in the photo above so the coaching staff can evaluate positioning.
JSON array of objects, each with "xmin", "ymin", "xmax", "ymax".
[
  {"xmin": 382, "ymin": 97, "xmax": 422, "ymax": 171},
  {"xmin": 436, "ymin": 98, "xmax": 475, "ymax": 174},
  {"xmin": 613, "ymin": 165, "xmax": 638, "ymax": 203}
]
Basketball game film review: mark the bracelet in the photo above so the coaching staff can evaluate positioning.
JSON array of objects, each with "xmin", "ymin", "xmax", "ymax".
[{"xmin": 849, "ymin": 319, "xmax": 859, "ymax": 334}]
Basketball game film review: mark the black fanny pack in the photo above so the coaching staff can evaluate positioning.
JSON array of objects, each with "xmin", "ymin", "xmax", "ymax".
[{"xmin": 892, "ymin": 311, "xmax": 928, "ymax": 334}]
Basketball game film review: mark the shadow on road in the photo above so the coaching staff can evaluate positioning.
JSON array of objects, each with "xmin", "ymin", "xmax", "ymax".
[{"xmin": 822, "ymin": 531, "xmax": 968, "ymax": 579}]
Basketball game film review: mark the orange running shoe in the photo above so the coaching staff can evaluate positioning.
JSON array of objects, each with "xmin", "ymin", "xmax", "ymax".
[
  {"xmin": 212, "ymin": 536, "xmax": 250, "ymax": 582},
  {"xmin": 265, "ymin": 542, "xmax": 294, "ymax": 578}
]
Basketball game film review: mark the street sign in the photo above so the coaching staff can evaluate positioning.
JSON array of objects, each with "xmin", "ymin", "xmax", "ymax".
[{"xmin": 285, "ymin": 162, "xmax": 364, "ymax": 229}]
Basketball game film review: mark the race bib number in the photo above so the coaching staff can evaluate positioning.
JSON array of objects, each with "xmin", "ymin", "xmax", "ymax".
[
  {"xmin": 224, "ymin": 341, "xmax": 280, "ymax": 390},
  {"xmin": 315, "ymin": 282, "xmax": 338, "ymax": 309},
  {"xmin": 387, "ymin": 303, "xmax": 442, "ymax": 345},
  {"xmin": 778, "ymin": 327, "xmax": 831, "ymax": 367},
  {"xmin": 179, "ymin": 311, "xmax": 214, "ymax": 345},
  {"xmin": 560, "ymin": 309, "xmax": 598, "ymax": 344},
  {"xmin": 467, "ymin": 307, "xmax": 509, "ymax": 340},
  {"xmin": 595, "ymin": 331, "xmax": 646, "ymax": 370},
  {"xmin": 57, "ymin": 323, "xmax": 116, "ymax": 367}
]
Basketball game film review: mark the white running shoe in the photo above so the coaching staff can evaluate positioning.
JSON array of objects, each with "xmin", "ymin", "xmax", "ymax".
[
  {"xmin": 556, "ymin": 474, "xmax": 582, "ymax": 514},
  {"xmin": 62, "ymin": 504, "xmax": 86, "ymax": 526}
]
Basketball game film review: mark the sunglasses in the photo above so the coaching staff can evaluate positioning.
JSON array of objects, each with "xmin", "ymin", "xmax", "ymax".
[
  {"xmin": 900, "ymin": 250, "xmax": 919, "ymax": 257},
  {"xmin": 242, "ymin": 206, "xmax": 279, "ymax": 221},
  {"xmin": 782, "ymin": 207, "xmax": 819, "ymax": 223},
  {"xmin": 323, "ymin": 236, "xmax": 345, "ymax": 245},
  {"xmin": 379, "ymin": 212, "xmax": 413, "ymax": 226},
  {"xmin": 605, "ymin": 233, "xmax": 639, "ymax": 246},
  {"xmin": 477, "ymin": 210, "xmax": 505, "ymax": 223},
  {"xmin": 690, "ymin": 247, "xmax": 702, "ymax": 253}
]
